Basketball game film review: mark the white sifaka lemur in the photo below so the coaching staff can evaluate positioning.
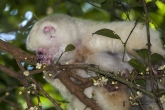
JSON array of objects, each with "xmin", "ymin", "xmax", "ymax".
[{"xmin": 26, "ymin": 14, "xmax": 165, "ymax": 110}]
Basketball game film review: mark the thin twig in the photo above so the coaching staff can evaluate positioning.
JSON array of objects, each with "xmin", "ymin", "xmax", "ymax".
[
  {"xmin": 141, "ymin": 0, "xmax": 163, "ymax": 109},
  {"xmin": 122, "ymin": 20, "xmax": 139, "ymax": 61},
  {"xmin": 2, "ymin": 99, "xmax": 22, "ymax": 110},
  {"xmin": 30, "ymin": 77, "xmax": 63, "ymax": 110}
]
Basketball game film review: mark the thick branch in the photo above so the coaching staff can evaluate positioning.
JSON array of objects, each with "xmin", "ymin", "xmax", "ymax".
[
  {"xmin": 0, "ymin": 39, "xmax": 36, "ymax": 65},
  {"xmin": 57, "ymin": 70, "xmax": 101, "ymax": 110}
]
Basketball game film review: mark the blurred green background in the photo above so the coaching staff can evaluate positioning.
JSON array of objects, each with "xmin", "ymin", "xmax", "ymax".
[{"xmin": 0, "ymin": 0, "xmax": 165, "ymax": 109}]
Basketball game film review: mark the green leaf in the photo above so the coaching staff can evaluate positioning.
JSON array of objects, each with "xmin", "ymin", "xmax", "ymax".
[
  {"xmin": 55, "ymin": 44, "xmax": 75, "ymax": 64},
  {"xmin": 97, "ymin": 0, "xmax": 106, "ymax": 3},
  {"xmin": 93, "ymin": 29, "xmax": 121, "ymax": 40},
  {"xmin": 157, "ymin": 89, "xmax": 165, "ymax": 96},
  {"xmin": 65, "ymin": 1, "xmax": 83, "ymax": 16},
  {"xmin": 151, "ymin": 53, "xmax": 164, "ymax": 63},
  {"xmin": 89, "ymin": 64, "xmax": 97, "ymax": 68},
  {"xmin": 65, "ymin": 44, "xmax": 75, "ymax": 52},
  {"xmin": 84, "ymin": 0, "xmax": 105, "ymax": 3},
  {"xmin": 128, "ymin": 59, "xmax": 145, "ymax": 72},
  {"xmin": 134, "ymin": 49, "xmax": 148, "ymax": 60},
  {"xmin": 101, "ymin": 0, "xmax": 113, "ymax": 10},
  {"xmin": 135, "ymin": 79, "xmax": 146, "ymax": 87}
]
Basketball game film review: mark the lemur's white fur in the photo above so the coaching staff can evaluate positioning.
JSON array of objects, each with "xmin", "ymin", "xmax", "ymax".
[{"xmin": 26, "ymin": 14, "xmax": 165, "ymax": 110}]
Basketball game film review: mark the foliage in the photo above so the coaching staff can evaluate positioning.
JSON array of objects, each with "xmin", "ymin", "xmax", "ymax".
[{"xmin": 0, "ymin": 0, "xmax": 165, "ymax": 110}]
